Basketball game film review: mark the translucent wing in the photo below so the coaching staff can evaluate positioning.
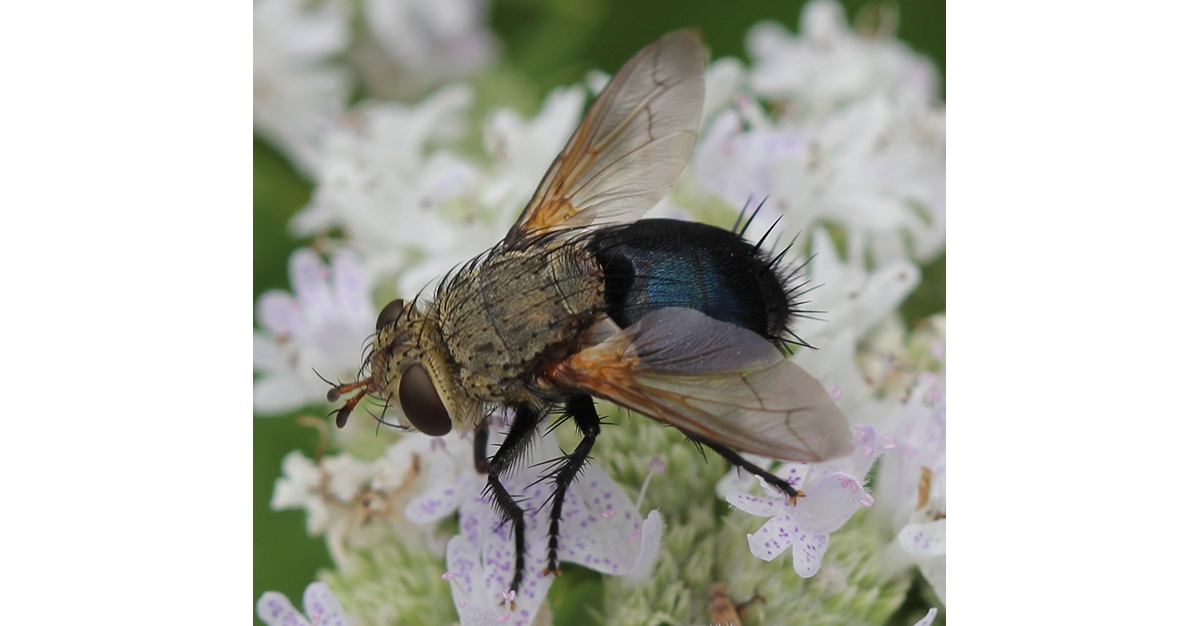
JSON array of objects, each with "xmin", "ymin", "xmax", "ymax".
[
  {"xmin": 504, "ymin": 30, "xmax": 705, "ymax": 245},
  {"xmin": 549, "ymin": 308, "xmax": 854, "ymax": 462}
]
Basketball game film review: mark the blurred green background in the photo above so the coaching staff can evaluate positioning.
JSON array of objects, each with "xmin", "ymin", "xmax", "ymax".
[{"xmin": 254, "ymin": 0, "xmax": 944, "ymax": 622}]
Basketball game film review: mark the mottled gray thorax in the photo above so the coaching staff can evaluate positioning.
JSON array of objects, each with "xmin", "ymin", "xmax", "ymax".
[{"xmin": 433, "ymin": 240, "xmax": 604, "ymax": 403}]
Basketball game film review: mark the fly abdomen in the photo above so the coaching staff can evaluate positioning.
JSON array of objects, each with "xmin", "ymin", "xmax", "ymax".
[{"xmin": 588, "ymin": 219, "xmax": 793, "ymax": 342}]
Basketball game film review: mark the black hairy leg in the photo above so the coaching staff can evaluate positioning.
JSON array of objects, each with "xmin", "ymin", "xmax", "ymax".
[
  {"xmin": 541, "ymin": 394, "xmax": 602, "ymax": 577},
  {"xmin": 482, "ymin": 404, "xmax": 545, "ymax": 599},
  {"xmin": 687, "ymin": 433, "xmax": 802, "ymax": 502}
]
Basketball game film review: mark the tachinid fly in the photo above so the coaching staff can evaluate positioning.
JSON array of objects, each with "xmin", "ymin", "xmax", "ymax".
[{"xmin": 327, "ymin": 30, "xmax": 854, "ymax": 598}]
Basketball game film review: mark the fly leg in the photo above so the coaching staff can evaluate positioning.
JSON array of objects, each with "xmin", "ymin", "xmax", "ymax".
[
  {"xmin": 482, "ymin": 405, "xmax": 545, "ymax": 599},
  {"xmin": 687, "ymin": 434, "xmax": 802, "ymax": 502},
  {"xmin": 473, "ymin": 420, "xmax": 490, "ymax": 474},
  {"xmin": 541, "ymin": 394, "xmax": 601, "ymax": 577}
]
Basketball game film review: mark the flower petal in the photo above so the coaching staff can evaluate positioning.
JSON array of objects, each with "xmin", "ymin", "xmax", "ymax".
[
  {"xmin": 801, "ymin": 472, "xmax": 868, "ymax": 533},
  {"xmin": 256, "ymin": 290, "xmax": 303, "ymax": 335},
  {"xmin": 746, "ymin": 515, "xmax": 799, "ymax": 561},
  {"xmin": 726, "ymin": 492, "xmax": 787, "ymax": 518},
  {"xmin": 620, "ymin": 510, "xmax": 663, "ymax": 581},
  {"xmin": 302, "ymin": 583, "xmax": 350, "ymax": 626},
  {"xmin": 256, "ymin": 591, "xmax": 308, "ymax": 626},
  {"xmin": 556, "ymin": 465, "xmax": 646, "ymax": 574},
  {"xmin": 405, "ymin": 473, "xmax": 483, "ymax": 524},
  {"xmin": 791, "ymin": 531, "xmax": 830, "ymax": 578},
  {"xmin": 898, "ymin": 518, "xmax": 946, "ymax": 557}
]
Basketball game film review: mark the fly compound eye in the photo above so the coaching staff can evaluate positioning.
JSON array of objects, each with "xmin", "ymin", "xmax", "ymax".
[
  {"xmin": 399, "ymin": 364, "xmax": 452, "ymax": 436},
  {"xmin": 376, "ymin": 298, "xmax": 407, "ymax": 331}
]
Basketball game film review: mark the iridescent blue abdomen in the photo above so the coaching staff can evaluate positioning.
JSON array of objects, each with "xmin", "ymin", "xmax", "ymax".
[{"xmin": 587, "ymin": 219, "xmax": 793, "ymax": 343}]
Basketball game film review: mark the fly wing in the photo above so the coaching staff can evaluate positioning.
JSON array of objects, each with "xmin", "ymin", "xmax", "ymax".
[
  {"xmin": 550, "ymin": 308, "xmax": 854, "ymax": 462},
  {"xmin": 504, "ymin": 30, "xmax": 705, "ymax": 245}
]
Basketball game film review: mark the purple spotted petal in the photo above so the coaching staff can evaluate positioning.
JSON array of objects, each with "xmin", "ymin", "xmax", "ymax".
[
  {"xmin": 302, "ymin": 583, "xmax": 350, "ymax": 626},
  {"xmin": 557, "ymin": 465, "xmax": 643, "ymax": 574},
  {"xmin": 446, "ymin": 527, "xmax": 555, "ymax": 626},
  {"xmin": 791, "ymin": 531, "xmax": 830, "ymax": 577},
  {"xmin": 405, "ymin": 473, "xmax": 483, "ymax": 524},
  {"xmin": 898, "ymin": 519, "xmax": 946, "ymax": 556},
  {"xmin": 446, "ymin": 533, "xmax": 507, "ymax": 625},
  {"xmin": 746, "ymin": 514, "xmax": 798, "ymax": 561},
  {"xmin": 726, "ymin": 492, "xmax": 787, "ymax": 518},
  {"xmin": 256, "ymin": 591, "xmax": 307, "ymax": 626},
  {"xmin": 775, "ymin": 463, "xmax": 809, "ymax": 487}
]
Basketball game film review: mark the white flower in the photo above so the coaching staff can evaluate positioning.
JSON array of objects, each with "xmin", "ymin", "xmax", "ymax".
[
  {"xmin": 746, "ymin": 0, "xmax": 940, "ymax": 116},
  {"xmin": 257, "ymin": 581, "xmax": 351, "ymax": 626},
  {"xmin": 356, "ymin": 0, "xmax": 497, "ymax": 100},
  {"xmin": 418, "ymin": 87, "xmax": 587, "ymax": 287},
  {"xmin": 254, "ymin": 249, "xmax": 374, "ymax": 415},
  {"xmin": 725, "ymin": 424, "xmax": 883, "ymax": 578},
  {"xmin": 873, "ymin": 371, "xmax": 947, "ymax": 605},
  {"xmin": 288, "ymin": 85, "xmax": 494, "ymax": 286},
  {"xmin": 681, "ymin": 0, "xmax": 946, "ymax": 267},
  {"xmin": 792, "ymin": 329, "xmax": 897, "ymax": 430},
  {"xmin": 687, "ymin": 97, "xmax": 944, "ymax": 266},
  {"xmin": 271, "ymin": 450, "xmax": 336, "ymax": 535},
  {"xmin": 873, "ymin": 372, "xmax": 946, "ymax": 534},
  {"xmin": 794, "ymin": 227, "xmax": 921, "ymax": 342},
  {"xmin": 254, "ymin": 0, "xmax": 351, "ymax": 176},
  {"xmin": 899, "ymin": 512, "xmax": 946, "ymax": 606},
  {"xmin": 408, "ymin": 422, "xmax": 663, "ymax": 626},
  {"xmin": 700, "ymin": 57, "xmax": 748, "ymax": 129},
  {"xmin": 270, "ymin": 432, "xmax": 479, "ymax": 566}
]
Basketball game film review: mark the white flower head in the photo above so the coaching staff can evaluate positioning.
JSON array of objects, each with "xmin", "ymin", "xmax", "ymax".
[
  {"xmin": 795, "ymin": 227, "xmax": 921, "ymax": 342},
  {"xmin": 257, "ymin": 581, "xmax": 351, "ymax": 626},
  {"xmin": 747, "ymin": 0, "xmax": 940, "ymax": 116},
  {"xmin": 725, "ymin": 424, "xmax": 883, "ymax": 578},
  {"xmin": 254, "ymin": 0, "xmax": 351, "ymax": 175},
  {"xmin": 254, "ymin": 248, "xmax": 374, "ymax": 415},
  {"xmin": 290, "ymin": 85, "xmax": 484, "ymax": 284},
  {"xmin": 873, "ymin": 372, "xmax": 946, "ymax": 533},
  {"xmin": 873, "ymin": 371, "xmax": 947, "ymax": 604},
  {"xmin": 357, "ymin": 0, "xmax": 497, "ymax": 99},
  {"xmin": 792, "ymin": 329, "xmax": 896, "ymax": 430},
  {"xmin": 683, "ymin": 0, "xmax": 946, "ymax": 267},
  {"xmin": 687, "ymin": 98, "xmax": 944, "ymax": 267},
  {"xmin": 397, "ymin": 85, "xmax": 588, "ymax": 298},
  {"xmin": 408, "ymin": 423, "xmax": 663, "ymax": 626}
]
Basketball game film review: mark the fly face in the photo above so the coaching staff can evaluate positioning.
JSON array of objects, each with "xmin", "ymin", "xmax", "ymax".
[{"xmin": 329, "ymin": 297, "xmax": 468, "ymax": 437}]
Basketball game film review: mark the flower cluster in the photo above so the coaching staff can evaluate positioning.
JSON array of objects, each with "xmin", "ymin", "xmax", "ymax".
[
  {"xmin": 254, "ymin": 0, "xmax": 496, "ymax": 175},
  {"xmin": 682, "ymin": 0, "xmax": 944, "ymax": 267},
  {"xmin": 255, "ymin": 0, "xmax": 946, "ymax": 624}
]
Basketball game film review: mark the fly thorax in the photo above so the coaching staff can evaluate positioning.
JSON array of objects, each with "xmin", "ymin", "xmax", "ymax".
[{"xmin": 435, "ymin": 242, "xmax": 604, "ymax": 403}]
